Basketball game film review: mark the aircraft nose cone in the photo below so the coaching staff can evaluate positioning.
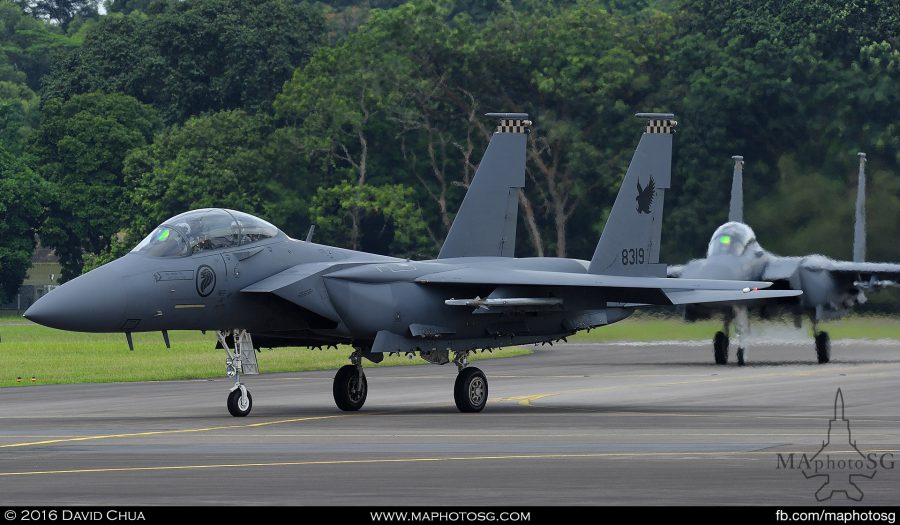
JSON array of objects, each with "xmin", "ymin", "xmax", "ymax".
[{"xmin": 24, "ymin": 263, "xmax": 128, "ymax": 332}]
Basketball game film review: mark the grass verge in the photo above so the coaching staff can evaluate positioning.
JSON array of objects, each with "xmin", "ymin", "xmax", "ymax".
[
  {"xmin": 568, "ymin": 315, "xmax": 900, "ymax": 343},
  {"xmin": 0, "ymin": 322, "xmax": 529, "ymax": 388}
]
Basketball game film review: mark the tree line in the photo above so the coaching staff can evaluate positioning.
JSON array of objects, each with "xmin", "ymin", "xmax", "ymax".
[{"xmin": 0, "ymin": 0, "xmax": 897, "ymax": 303}]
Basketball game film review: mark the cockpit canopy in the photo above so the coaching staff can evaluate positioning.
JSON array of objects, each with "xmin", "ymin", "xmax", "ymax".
[
  {"xmin": 706, "ymin": 221, "xmax": 757, "ymax": 257},
  {"xmin": 131, "ymin": 209, "xmax": 281, "ymax": 257}
]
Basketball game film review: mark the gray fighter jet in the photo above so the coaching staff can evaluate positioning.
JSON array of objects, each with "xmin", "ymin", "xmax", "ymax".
[
  {"xmin": 671, "ymin": 153, "xmax": 900, "ymax": 366},
  {"xmin": 24, "ymin": 112, "xmax": 799, "ymax": 416}
]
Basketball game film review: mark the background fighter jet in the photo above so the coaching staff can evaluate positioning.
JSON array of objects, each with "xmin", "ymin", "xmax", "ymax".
[
  {"xmin": 24, "ymin": 112, "xmax": 799, "ymax": 416},
  {"xmin": 670, "ymin": 154, "xmax": 900, "ymax": 366}
]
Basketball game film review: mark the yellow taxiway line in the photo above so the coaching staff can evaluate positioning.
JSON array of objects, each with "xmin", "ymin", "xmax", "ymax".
[
  {"xmin": 0, "ymin": 414, "xmax": 354, "ymax": 449},
  {"xmin": 3, "ymin": 449, "xmax": 900, "ymax": 478}
]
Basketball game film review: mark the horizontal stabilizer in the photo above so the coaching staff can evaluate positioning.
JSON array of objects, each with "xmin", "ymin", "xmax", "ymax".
[{"xmin": 664, "ymin": 288, "xmax": 801, "ymax": 305}]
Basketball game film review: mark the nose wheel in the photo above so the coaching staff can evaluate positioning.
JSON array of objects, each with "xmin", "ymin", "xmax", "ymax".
[{"xmin": 227, "ymin": 385, "xmax": 252, "ymax": 417}]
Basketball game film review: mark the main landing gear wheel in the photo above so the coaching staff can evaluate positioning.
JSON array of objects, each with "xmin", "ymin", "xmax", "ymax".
[
  {"xmin": 815, "ymin": 332, "xmax": 831, "ymax": 364},
  {"xmin": 737, "ymin": 347, "xmax": 746, "ymax": 367},
  {"xmin": 227, "ymin": 387, "xmax": 252, "ymax": 417},
  {"xmin": 713, "ymin": 331, "xmax": 729, "ymax": 365},
  {"xmin": 333, "ymin": 364, "xmax": 368, "ymax": 411},
  {"xmin": 454, "ymin": 367, "xmax": 488, "ymax": 413}
]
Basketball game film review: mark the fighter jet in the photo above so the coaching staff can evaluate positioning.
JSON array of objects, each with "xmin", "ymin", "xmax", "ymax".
[
  {"xmin": 670, "ymin": 153, "xmax": 900, "ymax": 366},
  {"xmin": 24, "ymin": 112, "xmax": 799, "ymax": 416}
]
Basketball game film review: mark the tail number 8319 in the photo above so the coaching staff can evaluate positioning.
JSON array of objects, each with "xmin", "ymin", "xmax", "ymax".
[{"xmin": 621, "ymin": 248, "xmax": 646, "ymax": 265}]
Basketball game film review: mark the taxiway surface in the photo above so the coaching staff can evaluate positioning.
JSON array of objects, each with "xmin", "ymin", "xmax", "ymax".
[{"xmin": 1, "ymin": 339, "xmax": 898, "ymax": 505}]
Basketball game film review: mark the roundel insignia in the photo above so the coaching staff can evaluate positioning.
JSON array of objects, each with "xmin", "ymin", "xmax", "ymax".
[{"xmin": 196, "ymin": 265, "xmax": 216, "ymax": 297}]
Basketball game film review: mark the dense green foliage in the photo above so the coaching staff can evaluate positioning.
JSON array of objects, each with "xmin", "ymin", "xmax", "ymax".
[
  {"xmin": 0, "ymin": 0, "xmax": 897, "ymax": 295},
  {"xmin": 42, "ymin": 0, "xmax": 326, "ymax": 122},
  {"xmin": 0, "ymin": 145, "xmax": 47, "ymax": 301},
  {"xmin": 33, "ymin": 91, "xmax": 161, "ymax": 279}
]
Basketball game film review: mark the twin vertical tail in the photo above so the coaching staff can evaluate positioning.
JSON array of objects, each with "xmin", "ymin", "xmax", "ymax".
[
  {"xmin": 437, "ymin": 113, "xmax": 530, "ymax": 259},
  {"xmin": 728, "ymin": 155, "xmax": 744, "ymax": 223},
  {"xmin": 853, "ymin": 152, "xmax": 867, "ymax": 263},
  {"xmin": 588, "ymin": 113, "xmax": 676, "ymax": 276}
]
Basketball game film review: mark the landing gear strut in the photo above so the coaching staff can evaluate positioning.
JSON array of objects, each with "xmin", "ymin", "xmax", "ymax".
[
  {"xmin": 453, "ymin": 351, "xmax": 488, "ymax": 412},
  {"xmin": 333, "ymin": 348, "xmax": 368, "ymax": 411},
  {"xmin": 733, "ymin": 305, "xmax": 749, "ymax": 366},
  {"xmin": 218, "ymin": 330, "xmax": 258, "ymax": 417}
]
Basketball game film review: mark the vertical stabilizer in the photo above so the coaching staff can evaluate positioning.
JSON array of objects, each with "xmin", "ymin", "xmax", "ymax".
[
  {"xmin": 854, "ymin": 152, "xmax": 867, "ymax": 263},
  {"xmin": 588, "ymin": 113, "xmax": 675, "ymax": 276},
  {"xmin": 437, "ymin": 113, "xmax": 530, "ymax": 259},
  {"xmin": 728, "ymin": 155, "xmax": 744, "ymax": 223}
]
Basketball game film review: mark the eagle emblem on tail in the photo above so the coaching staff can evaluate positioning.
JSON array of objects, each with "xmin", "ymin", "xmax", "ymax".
[{"xmin": 636, "ymin": 176, "xmax": 655, "ymax": 214}]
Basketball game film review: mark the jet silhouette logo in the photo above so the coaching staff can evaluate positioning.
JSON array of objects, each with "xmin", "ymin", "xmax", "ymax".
[
  {"xmin": 636, "ymin": 176, "xmax": 655, "ymax": 214},
  {"xmin": 196, "ymin": 265, "xmax": 216, "ymax": 297},
  {"xmin": 776, "ymin": 389, "xmax": 894, "ymax": 501}
]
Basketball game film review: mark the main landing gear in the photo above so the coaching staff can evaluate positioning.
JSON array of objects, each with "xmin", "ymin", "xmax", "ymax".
[
  {"xmin": 333, "ymin": 348, "xmax": 368, "ymax": 411},
  {"xmin": 453, "ymin": 352, "xmax": 488, "ymax": 413},
  {"xmin": 814, "ymin": 330, "xmax": 831, "ymax": 364},
  {"xmin": 712, "ymin": 306, "xmax": 749, "ymax": 366},
  {"xmin": 713, "ymin": 330, "xmax": 729, "ymax": 365},
  {"xmin": 330, "ymin": 348, "xmax": 490, "ymax": 413},
  {"xmin": 218, "ymin": 329, "xmax": 259, "ymax": 417}
]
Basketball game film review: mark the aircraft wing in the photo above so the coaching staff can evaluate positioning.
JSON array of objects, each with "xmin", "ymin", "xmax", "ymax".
[
  {"xmin": 415, "ymin": 267, "xmax": 800, "ymax": 306},
  {"xmin": 763, "ymin": 256, "xmax": 900, "ymax": 290},
  {"xmin": 825, "ymin": 261, "xmax": 900, "ymax": 276},
  {"xmin": 760, "ymin": 257, "xmax": 804, "ymax": 282},
  {"xmin": 823, "ymin": 261, "xmax": 900, "ymax": 289}
]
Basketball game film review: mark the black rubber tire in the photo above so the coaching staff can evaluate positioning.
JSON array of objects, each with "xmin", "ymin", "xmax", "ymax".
[
  {"xmin": 815, "ymin": 332, "xmax": 831, "ymax": 364},
  {"xmin": 737, "ymin": 347, "xmax": 746, "ymax": 367},
  {"xmin": 227, "ymin": 388, "xmax": 252, "ymax": 417},
  {"xmin": 713, "ymin": 331, "xmax": 729, "ymax": 365},
  {"xmin": 454, "ymin": 367, "xmax": 488, "ymax": 413},
  {"xmin": 333, "ymin": 364, "xmax": 367, "ymax": 411}
]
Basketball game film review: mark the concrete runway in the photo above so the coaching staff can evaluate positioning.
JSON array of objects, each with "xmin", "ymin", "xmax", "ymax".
[{"xmin": 1, "ymin": 339, "xmax": 899, "ymax": 505}]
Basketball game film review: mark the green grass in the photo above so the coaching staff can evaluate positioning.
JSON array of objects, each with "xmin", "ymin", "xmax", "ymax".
[
  {"xmin": 568, "ymin": 314, "xmax": 900, "ymax": 343},
  {"xmin": 0, "ymin": 322, "xmax": 530, "ymax": 388},
  {"xmin": 5, "ymin": 314, "xmax": 899, "ymax": 388}
]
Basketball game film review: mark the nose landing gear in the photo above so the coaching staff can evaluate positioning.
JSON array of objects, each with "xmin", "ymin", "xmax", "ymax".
[{"xmin": 218, "ymin": 330, "xmax": 259, "ymax": 417}]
